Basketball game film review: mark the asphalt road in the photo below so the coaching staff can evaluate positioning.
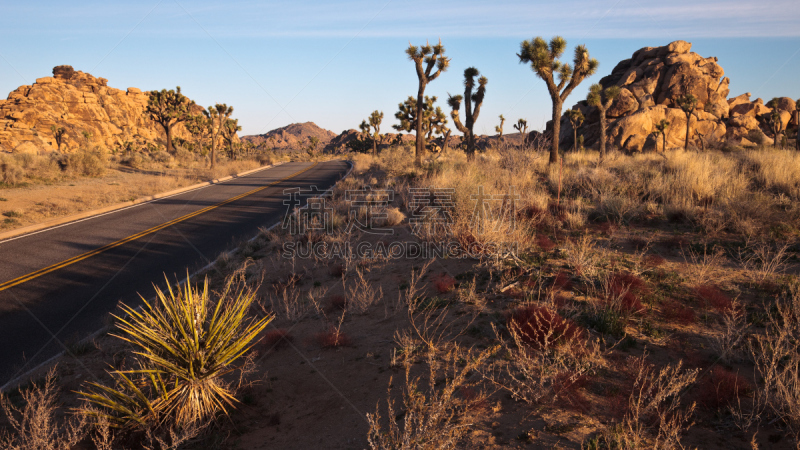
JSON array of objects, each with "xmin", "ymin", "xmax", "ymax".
[{"xmin": 0, "ymin": 160, "xmax": 350, "ymax": 386}]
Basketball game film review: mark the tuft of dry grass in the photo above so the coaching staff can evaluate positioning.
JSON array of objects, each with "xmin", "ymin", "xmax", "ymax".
[{"xmin": 0, "ymin": 368, "xmax": 87, "ymax": 450}]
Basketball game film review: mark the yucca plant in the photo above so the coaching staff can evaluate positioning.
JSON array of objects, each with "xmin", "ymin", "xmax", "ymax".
[
  {"xmin": 146, "ymin": 86, "xmax": 195, "ymax": 154},
  {"xmin": 81, "ymin": 276, "xmax": 270, "ymax": 429},
  {"xmin": 495, "ymin": 114, "xmax": 505, "ymax": 141}
]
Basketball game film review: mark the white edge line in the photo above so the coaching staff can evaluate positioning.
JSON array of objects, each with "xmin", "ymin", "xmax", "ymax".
[
  {"xmin": 0, "ymin": 162, "xmax": 286, "ymax": 245},
  {"xmin": 0, "ymin": 159, "xmax": 353, "ymax": 393}
]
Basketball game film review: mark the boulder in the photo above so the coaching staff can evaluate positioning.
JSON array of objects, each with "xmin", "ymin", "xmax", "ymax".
[
  {"xmin": 0, "ymin": 66, "xmax": 207, "ymax": 153},
  {"xmin": 607, "ymin": 88, "xmax": 639, "ymax": 117}
]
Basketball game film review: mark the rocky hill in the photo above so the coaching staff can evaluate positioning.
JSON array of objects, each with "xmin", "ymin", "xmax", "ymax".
[
  {"xmin": 241, "ymin": 122, "xmax": 337, "ymax": 151},
  {"xmin": 0, "ymin": 65, "xmax": 204, "ymax": 154},
  {"xmin": 557, "ymin": 40, "xmax": 798, "ymax": 151}
]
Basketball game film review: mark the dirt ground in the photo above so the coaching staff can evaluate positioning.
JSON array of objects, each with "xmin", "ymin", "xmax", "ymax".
[{"xmin": 0, "ymin": 161, "xmax": 261, "ymax": 233}]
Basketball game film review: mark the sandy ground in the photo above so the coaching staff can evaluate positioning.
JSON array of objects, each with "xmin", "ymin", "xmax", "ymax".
[{"xmin": 0, "ymin": 162, "xmax": 260, "ymax": 233}]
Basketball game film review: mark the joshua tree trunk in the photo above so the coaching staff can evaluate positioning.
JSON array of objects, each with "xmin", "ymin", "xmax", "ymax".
[
  {"xmin": 550, "ymin": 99, "xmax": 562, "ymax": 164},
  {"xmin": 684, "ymin": 113, "xmax": 691, "ymax": 150},
  {"xmin": 599, "ymin": 106, "xmax": 608, "ymax": 160},
  {"xmin": 416, "ymin": 89, "xmax": 426, "ymax": 164},
  {"xmin": 165, "ymin": 124, "xmax": 174, "ymax": 153},
  {"xmin": 372, "ymin": 135, "xmax": 378, "ymax": 156},
  {"xmin": 572, "ymin": 126, "xmax": 578, "ymax": 152},
  {"xmin": 662, "ymin": 133, "xmax": 667, "ymax": 153},
  {"xmin": 442, "ymin": 129, "xmax": 451, "ymax": 154}
]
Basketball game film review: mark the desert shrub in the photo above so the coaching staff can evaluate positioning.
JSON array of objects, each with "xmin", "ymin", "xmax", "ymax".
[
  {"xmin": 749, "ymin": 285, "xmax": 800, "ymax": 443},
  {"xmin": 607, "ymin": 355, "xmax": 698, "ymax": 449},
  {"xmin": 262, "ymin": 328, "xmax": 293, "ymax": 350},
  {"xmin": 433, "ymin": 273, "xmax": 456, "ymax": 294},
  {"xmin": 696, "ymin": 367, "xmax": 752, "ymax": 410},
  {"xmin": 316, "ymin": 327, "xmax": 351, "ymax": 348},
  {"xmin": 327, "ymin": 294, "xmax": 347, "ymax": 311},
  {"xmin": 0, "ymin": 369, "xmax": 87, "ymax": 450},
  {"xmin": 508, "ymin": 305, "xmax": 584, "ymax": 350},
  {"xmin": 55, "ymin": 147, "xmax": 108, "ymax": 177},
  {"xmin": 608, "ymin": 272, "xmax": 648, "ymax": 313},
  {"xmin": 0, "ymin": 157, "xmax": 24, "ymax": 185},
  {"xmin": 535, "ymin": 234, "xmax": 556, "ymax": 251},
  {"xmin": 660, "ymin": 300, "xmax": 696, "ymax": 325},
  {"xmin": 367, "ymin": 349, "xmax": 491, "ymax": 449},
  {"xmin": 694, "ymin": 284, "xmax": 732, "ymax": 311},
  {"xmin": 80, "ymin": 275, "xmax": 270, "ymax": 429}
]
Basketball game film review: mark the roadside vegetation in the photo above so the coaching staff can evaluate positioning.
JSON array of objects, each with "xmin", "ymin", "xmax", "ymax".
[{"xmin": 1, "ymin": 33, "xmax": 800, "ymax": 449}]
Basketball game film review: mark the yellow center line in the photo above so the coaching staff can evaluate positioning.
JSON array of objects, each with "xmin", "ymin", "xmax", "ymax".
[{"xmin": 0, "ymin": 162, "xmax": 319, "ymax": 292}]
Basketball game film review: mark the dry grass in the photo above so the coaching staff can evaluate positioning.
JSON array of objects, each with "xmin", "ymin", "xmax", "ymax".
[{"xmin": 0, "ymin": 144, "xmax": 274, "ymax": 231}]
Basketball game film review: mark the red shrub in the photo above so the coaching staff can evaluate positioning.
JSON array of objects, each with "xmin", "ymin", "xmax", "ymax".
[
  {"xmin": 520, "ymin": 205, "xmax": 545, "ymax": 221},
  {"xmin": 696, "ymin": 367, "xmax": 752, "ymax": 410},
  {"xmin": 661, "ymin": 300, "xmax": 696, "ymax": 325},
  {"xmin": 458, "ymin": 386, "xmax": 489, "ymax": 412},
  {"xmin": 508, "ymin": 305, "xmax": 584, "ymax": 349},
  {"xmin": 316, "ymin": 328, "xmax": 351, "ymax": 348},
  {"xmin": 328, "ymin": 294, "xmax": 348, "ymax": 311},
  {"xmin": 643, "ymin": 255, "xmax": 667, "ymax": 268},
  {"xmin": 536, "ymin": 235, "xmax": 556, "ymax": 251},
  {"xmin": 694, "ymin": 284, "xmax": 732, "ymax": 311},
  {"xmin": 552, "ymin": 271, "xmax": 573, "ymax": 292},
  {"xmin": 329, "ymin": 264, "xmax": 344, "ymax": 277},
  {"xmin": 552, "ymin": 372, "xmax": 591, "ymax": 412},
  {"xmin": 433, "ymin": 273, "xmax": 456, "ymax": 294},
  {"xmin": 263, "ymin": 329, "xmax": 293, "ymax": 350},
  {"xmin": 609, "ymin": 272, "xmax": 648, "ymax": 314}
]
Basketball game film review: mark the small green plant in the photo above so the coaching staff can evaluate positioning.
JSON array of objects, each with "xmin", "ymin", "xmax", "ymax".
[{"xmin": 80, "ymin": 275, "xmax": 270, "ymax": 429}]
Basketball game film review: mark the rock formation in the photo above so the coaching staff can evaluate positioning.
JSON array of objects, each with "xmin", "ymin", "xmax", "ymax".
[
  {"xmin": 0, "ymin": 65, "xmax": 203, "ymax": 153},
  {"xmin": 557, "ymin": 41, "xmax": 796, "ymax": 152},
  {"xmin": 240, "ymin": 122, "xmax": 336, "ymax": 152}
]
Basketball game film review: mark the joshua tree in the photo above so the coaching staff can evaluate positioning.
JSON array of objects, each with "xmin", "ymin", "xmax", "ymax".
[
  {"xmin": 586, "ymin": 83, "xmax": 621, "ymax": 161},
  {"xmin": 514, "ymin": 118, "xmax": 528, "ymax": 136},
  {"xmin": 360, "ymin": 110, "xmax": 384, "ymax": 156},
  {"xmin": 222, "ymin": 118, "xmax": 241, "ymax": 159},
  {"xmin": 495, "ymin": 114, "xmax": 505, "ymax": 142},
  {"xmin": 50, "ymin": 125, "xmax": 66, "ymax": 151},
  {"xmin": 394, "ymin": 96, "xmax": 448, "ymax": 146},
  {"xmin": 518, "ymin": 36, "xmax": 598, "ymax": 164},
  {"xmin": 306, "ymin": 136, "xmax": 320, "ymax": 157},
  {"xmin": 796, "ymin": 99, "xmax": 800, "ymax": 151},
  {"xmin": 205, "ymin": 103, "xmax": 233, "ymax": 168},
  {"xmin": 146, "ymin": 86, "xmax": 195, "ymax": 154},
  {"xmin": 564, "ymin": 109, "xmax": 584, "ymax": 151},
  {"xmin": 185, "ymin": 113, "xmax": 212, "ymax": 153},
  {"xmin": 654, "ymin": 119, "xmax": 670, "ymax": 153},
  {"xmin": 447, "ymin": 67, "xmax": 487, "ymax": 158},
  {"xmin": 676, "ymin": 94, "xmax": 697, "ymax": 151},
  {"xmin": 767, "ymin": 98, "xmax": 786, "ymax": 148},
  {"xmin": 406, "ymin": 40, "xmax": 451, "ymax": 165}
]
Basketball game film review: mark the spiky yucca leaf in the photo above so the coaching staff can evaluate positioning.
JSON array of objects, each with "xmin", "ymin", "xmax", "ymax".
[{"xmin": 81, "ymin": 276, "xmax": 271, "ymax": 428}]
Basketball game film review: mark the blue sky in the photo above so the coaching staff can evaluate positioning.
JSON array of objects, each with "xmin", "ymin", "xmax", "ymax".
[{"xmin": 1, "ymin": 0, "xmax": 798, "ymax": 136}]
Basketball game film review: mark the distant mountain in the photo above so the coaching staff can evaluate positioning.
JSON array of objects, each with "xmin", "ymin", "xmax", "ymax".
[{"xmin": 241, "ymin": 122, "xmax": 336, "ymax": 151}]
